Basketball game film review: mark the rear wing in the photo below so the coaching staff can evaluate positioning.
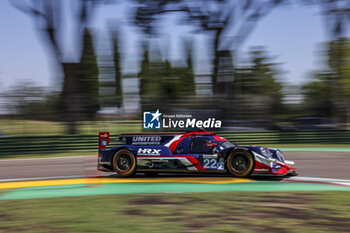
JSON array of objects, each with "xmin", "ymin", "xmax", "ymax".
[
  {"xmin": 98, "ymin": 131, "xmax": 181, "ymax": 148},
  {"xmin": 99, "ymin": 129, "xmax": 216, "ymax": 149}
]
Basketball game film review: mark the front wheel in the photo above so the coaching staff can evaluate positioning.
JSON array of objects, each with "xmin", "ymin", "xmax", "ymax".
[
  {"xmin": 112, "ymin": 149, "xmax": 136, "ymax": 177},
  {"xmin": 227, "ymin": 150, "xmax": 254, "ymax": 177}
]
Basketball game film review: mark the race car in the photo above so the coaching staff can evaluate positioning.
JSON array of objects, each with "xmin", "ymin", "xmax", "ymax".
[{"xmin": 97, "ymin": 129, "xmax": 297, "ymax": 177}]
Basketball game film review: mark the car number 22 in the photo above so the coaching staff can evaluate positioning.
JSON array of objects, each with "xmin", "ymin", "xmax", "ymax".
[{"xmin": 203, "ymin": 158, "xmax": 224, "ymax": 169}]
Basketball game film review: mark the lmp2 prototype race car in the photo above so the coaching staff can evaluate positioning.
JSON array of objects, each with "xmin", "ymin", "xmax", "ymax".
[{"xmin": 98, "ymin": 129, "xmax": 297, "ymax": 177}]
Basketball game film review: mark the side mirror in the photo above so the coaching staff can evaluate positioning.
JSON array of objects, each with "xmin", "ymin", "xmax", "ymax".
[{"xmin": 206, "ymin": 142, "xmax": 217, "ymax": 148}]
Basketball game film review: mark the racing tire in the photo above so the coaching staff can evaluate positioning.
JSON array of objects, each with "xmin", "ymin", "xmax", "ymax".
[
  {"xmin": 112, "ymin": 149, "xmax": 136, "ymax": 177},
  {"xmin": 227, "ymin": 150, "xmax": 254, "ymax": 178}
]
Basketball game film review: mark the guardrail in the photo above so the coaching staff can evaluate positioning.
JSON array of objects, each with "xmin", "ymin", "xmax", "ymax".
[{"xmin": 1, "ymin": 130, "xmax": 350, "ymax": 156}]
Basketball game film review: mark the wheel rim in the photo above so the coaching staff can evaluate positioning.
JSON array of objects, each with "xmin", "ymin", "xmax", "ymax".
[
  {"xmin": 230, "ymin": 153, "xmax": 251, "ymax": 174},
  {"xmin": 116, "ymin": 153, "xmax": 133, "ymax": 172}
]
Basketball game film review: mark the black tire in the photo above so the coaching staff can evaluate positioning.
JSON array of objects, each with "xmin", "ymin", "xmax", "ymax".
[
  {"xmin": 227, "ymin": 150, "xmax": 254, "ymax": 177},
  {"xmin": 112, "ymin": 149, "xmax": 136, "ymax": 177}
]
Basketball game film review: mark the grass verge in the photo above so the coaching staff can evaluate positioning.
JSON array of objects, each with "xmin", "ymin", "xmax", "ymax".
[
  {"xmin": 0, "ymin": 151, "xmax": 95, "ymax": 160},
  {"xmin": 0, "ymin": 191, "xmax": 349, "ymax": 232},
  {"xmin": 0, "ymin": 119, "xmax": 142, "ymax": 136}
]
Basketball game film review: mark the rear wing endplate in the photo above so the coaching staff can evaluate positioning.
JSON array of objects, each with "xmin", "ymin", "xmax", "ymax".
[{"xmin": 99, "ymin": 132, "xmax": 110, "ymax": 149}]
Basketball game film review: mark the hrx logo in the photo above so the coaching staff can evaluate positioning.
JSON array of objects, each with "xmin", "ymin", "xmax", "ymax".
[
  {"xmin": 137, "ymin": 148, "xmax": 161, "ymax": 156},
  {"xmin": 143, "ymin": 109, "xmax": 162, "ymax": 129}
]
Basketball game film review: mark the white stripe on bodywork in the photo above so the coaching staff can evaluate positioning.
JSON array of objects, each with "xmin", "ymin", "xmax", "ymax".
[
  {"xmin": 178, "ymin": 157, "xmax": 197, "ymax": 170},
  {"xmin": 284, "ymin": 160, "xmax": 294, "ymax": 165},
  {"xmin": 137, "ymin": 157, "xmax": 198, "ymax": 170},
  {"xmin": 164, "ymin": 135, "xmax": 183, "ymax": 147},
  {"xmin": 253, "ymin": 151, "xmax": 274, "ymax": 166}
]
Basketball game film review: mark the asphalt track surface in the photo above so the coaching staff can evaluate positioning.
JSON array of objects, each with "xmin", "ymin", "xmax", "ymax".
[{"xmin": 0, "ymin": 150, "xmax": 349, "ymax": 180}]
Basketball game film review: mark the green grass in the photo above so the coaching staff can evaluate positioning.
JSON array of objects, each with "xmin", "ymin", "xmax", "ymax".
[
  {"xmin": 0, "ymin": 191, "xmax": 349, "ymax": 232},
  {"xmin": 0, "ymin": 151, "xmax": 95, "ymax": 160},
  {"xmin": 0, "ymin": 119, "xmax": 142, "ymax": 136}
]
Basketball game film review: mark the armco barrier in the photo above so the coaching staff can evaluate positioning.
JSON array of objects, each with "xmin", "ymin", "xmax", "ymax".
[{"xmin": 0, "ymin": 131, "xmax": 350, "ymax": 156}]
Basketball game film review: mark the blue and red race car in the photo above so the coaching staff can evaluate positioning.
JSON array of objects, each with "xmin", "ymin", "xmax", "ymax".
[{"xmin": 98, "ymin": 129, "xmax": 296, "ymax": 177}]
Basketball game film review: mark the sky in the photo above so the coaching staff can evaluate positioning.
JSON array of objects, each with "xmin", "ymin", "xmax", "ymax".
[{"xmin": 0, "ymin": 0, "xmax": 329, "ymax": 92}]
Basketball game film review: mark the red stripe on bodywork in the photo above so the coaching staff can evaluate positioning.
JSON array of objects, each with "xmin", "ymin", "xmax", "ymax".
[
  {"xmin": 169, "ymin": 138, "xmax": 183, "ymax": 153},
  {"xmin": 185, "ymin": 156, "xmax": 202, "ymax": 170},
  {"xmin": 253, "ymin": 161, "xmax": 272, "ymax": 173},
  {"xmin": 182, "ymin": 130, "xmax": 215, "ymax": 137},
  {"xmin": 213, "ymin": 136, "xmax": 228, "ymax": 141}
]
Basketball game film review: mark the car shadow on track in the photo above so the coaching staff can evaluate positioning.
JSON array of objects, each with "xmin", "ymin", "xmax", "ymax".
[{"xmin": 103, "ymin": 173, "xmax": 288, "ymax": 181}]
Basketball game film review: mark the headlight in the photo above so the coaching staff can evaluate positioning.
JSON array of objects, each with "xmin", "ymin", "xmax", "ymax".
[
  {"xmin": 276, "ymin": 150, "xmax": 285, "ymax": 163},
  {"xmin": 260, "ymin": 147, "xmax": 272, "ymax": 157}
]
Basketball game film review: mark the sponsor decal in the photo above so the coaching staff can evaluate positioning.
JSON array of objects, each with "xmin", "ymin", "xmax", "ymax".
[
  {"xmin": 137, "ymin": 148, "xmax": 162, "ymax": 156},
  {"xmin": 150, "ymin": 159, "xmax": 168, "ymax": 162},
  {"xmin": 99, "ymin": 133, "xmax": 109, "ymax": 138},
  {"xmin": 133, "ymin": 136, "xmax": 161, "ymax": 142},
  {"xmin": 143, "ymin": 110, "xmax": 222, "ymax": 129},
  {"xmin": 202, "ymin": 154, "xmax": 218, "ymax": 159},
  {"xmin": 131, "ymin": 136, "xmax": 162, "ymax": 145}
]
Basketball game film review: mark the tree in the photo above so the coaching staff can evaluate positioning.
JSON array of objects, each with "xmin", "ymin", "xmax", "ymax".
[
  {"xmin": 134, "ymin": 0, "xmax": 284, "ymax": 94},
  {"xmin": 163, "ymin": 39, "xmax": 196, "ymax": 98},
  {"xmin": 138, "ymin": 40, "xmax": 196, "ymax": 112},
  {"xmin": 11, "ymin": 0, "xmax": 104, "ymax": 134},
  {"xmin": 138, "ymin": 44, "xmax": 165, "ymax": 112},
  {"xmin": 302, "ymin": 38, "xmax": 350, "ymax": 123},
  {"xmin": 4, "ymin": 83, "xmax": 60, "ymax": 121},
  {"xmin": 78, "ymin": 28, "xmax": 100, "ymax": 120},
  {"xmin": 303, "ymin": 0, "xmax": 350, "ymax": 39},
  {"xmin": 233, "ymin": 48, "xmax": 284, "ymax": 120},
  {"xmin": 301, "ymin": 80, "xmax": 332, "ymax": 117},
  {"xmin": 111, "ymin": 29, "xmax": 123, "ymax": 108},
  {"xmin": 183, "ymin": 39, "xmax": 196, "ymax": 96}
]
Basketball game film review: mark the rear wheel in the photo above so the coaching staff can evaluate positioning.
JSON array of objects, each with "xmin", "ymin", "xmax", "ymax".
[
  {"xmin": 227, "ymin": 150, "xmax": 254, "ymax": 177},
  {"xmin": 112, "ymin": 149, "xmax": 136, "ymax": 177}
]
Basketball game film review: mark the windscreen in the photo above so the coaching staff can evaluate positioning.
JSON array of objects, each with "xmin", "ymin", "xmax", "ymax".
[{"xmin": 217, "ymin": 141, "xmax": 236, "ymax": 149}]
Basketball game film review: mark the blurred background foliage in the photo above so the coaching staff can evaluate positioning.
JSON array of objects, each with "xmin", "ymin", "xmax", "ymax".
[{"xmin": 1, "ymin": 0, "xmax": 350, "ymax": 139}]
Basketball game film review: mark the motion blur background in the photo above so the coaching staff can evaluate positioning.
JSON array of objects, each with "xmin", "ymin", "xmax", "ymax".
[{"xmin": 1, "ymin": 0, "xmax": 350, "ymax": 157}]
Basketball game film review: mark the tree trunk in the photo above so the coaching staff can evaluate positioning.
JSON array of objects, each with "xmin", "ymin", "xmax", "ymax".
[
  {"xmin": 61, "ymin": 63, "xmax": 81, "ymax": 134},
  {"xmin": 212, "ymin": 28, "xmax": 223, "ymax": 95}
]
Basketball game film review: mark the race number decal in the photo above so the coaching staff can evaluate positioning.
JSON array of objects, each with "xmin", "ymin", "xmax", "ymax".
[
  {"xmin": 203, "ymin": 158, "xmax": 217, "ymax": 169},
  {"xmin": 217, "ymin": 158, "xmax": 225, "ymax": 170},
  {"xmin": 202, "ymin": 155, "xmax": 224, "ymax": 170},
  {"xmin": 202, "ymin": 154, "xmax": 219, "ymax": 170}
]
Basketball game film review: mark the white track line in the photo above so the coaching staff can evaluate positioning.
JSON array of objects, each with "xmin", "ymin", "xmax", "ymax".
[{"xmin": 287, "ymin": 176, "xmax": 350, "ymax": 182}]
